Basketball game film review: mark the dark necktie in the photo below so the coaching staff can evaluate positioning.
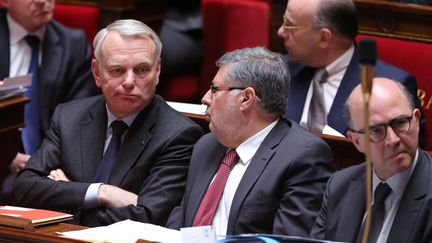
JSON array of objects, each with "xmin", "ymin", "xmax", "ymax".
[
  {"xmin": 356, "ymin": 182, "xmax": 392, "ymax": 243},
  {"xmin": 367, "ymin": 182, "xmax": 392, "ymax": 243},
  {"xmin": 307, "ymin": 69, "xmax": 328, "ymax": 133},
  {"xmin": 192, "ymin": 149, "xmax": 239, "ymax": 226},
  {"xmin": 94, "ymin": 120, "xmax": 129, "ymax": 183},
  {"xmin": 22, "ymin": 35, "xmax": 41, "ymax": 155}
]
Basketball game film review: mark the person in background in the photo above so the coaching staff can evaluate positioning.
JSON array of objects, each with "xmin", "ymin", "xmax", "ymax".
[
  {"xmin": 0, "ymin": 0, "xmax": 99, "ymax": 204},
  {"xmin": 13, "ymin": 19, "xmax": 203, "ymax": 227},
  {"xmin": 157, "ymin": 0, "xmax": 202, "ymax": 102},
  {"xmin": 311, "ymin": 77, "xmax": 432, "ymax": 242},
  {"xmin": 277, "ymin": 0, "xmax": 425, "ymax": 146},
  {"xmin": 166, "ymin": 47, "xmax": 335, "ymax": 237}
]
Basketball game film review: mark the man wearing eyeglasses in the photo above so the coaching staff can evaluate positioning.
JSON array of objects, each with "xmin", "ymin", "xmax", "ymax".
[
  {"xmin": 277, "ymin": 0, "xmax": 425, "ymax": 146},
  {"xmin": 310, "ymin": 77, "xmax": 432, "ymax": 242},
  {"xmin": 166, "ymin": 47, "xmax": 335, "ymax": 238}
]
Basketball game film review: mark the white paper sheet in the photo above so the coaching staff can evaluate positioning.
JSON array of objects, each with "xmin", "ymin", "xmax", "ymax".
[
  {"xmin": 167, "ymin": 101, "xmax": 207, "ymax": 115},
  {"xmin": 59, "ymin": 220, "xmax": 182, "ymax": 243}
]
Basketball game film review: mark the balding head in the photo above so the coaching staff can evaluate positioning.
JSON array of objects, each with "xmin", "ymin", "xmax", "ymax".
[
  {"xmin": 345, "ymin": 77, "xmax": 420, "ymax": 180},
  {"xmin": 345, "ymin": 77, "xmax": 415, "ymax": 129}
]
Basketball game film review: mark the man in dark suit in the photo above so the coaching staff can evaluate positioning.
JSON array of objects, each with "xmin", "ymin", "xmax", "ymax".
[
  {"xmin": 311, "ymin": 77, "xmax": 432, "ymax": 242},
  {"xmin": 0, "ymin": 0, "xmax": 98, "ymax": 204},
  {"xmin": 277, "ymin": 0, "xmax": 425, "ymax": 144},
  {"xmin": 13, "ymin": 19, "xmax": 203, "ymax": 227},
  {"xmin": 166, "ymin": 47, "xmax": 335, "ymax": 238}
]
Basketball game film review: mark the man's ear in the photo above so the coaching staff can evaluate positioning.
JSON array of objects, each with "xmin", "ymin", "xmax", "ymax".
[
  {"xmin": 239, "ymin": 87, "xmax": 255, "ymax": 111},
  {"xmin": 92, "ymin": 59, "xmax": 102, "ymax": 88},
  {"xmin": 317, "ymin": 28, "xmax": 332, "ymax": 48},
  {"xmin": 347, "ymin": 130, "xmax": 365, "ymax": 153}
]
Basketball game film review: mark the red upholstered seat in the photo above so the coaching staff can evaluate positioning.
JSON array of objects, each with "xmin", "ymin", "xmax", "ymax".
[
  {"xmin": 201, "ymin": 0, "xmax": 271, "ymax": 97},
  {"xmin": 162, "ymin": 0, "xmax": 271, "ymax": 102},
  {"xmin": 357, "ymin": 34, "xmax": 432, "ymax": 149},
  {"xmin": 53, "ymin": 3, "xmax": 100, "ymax": 45}
]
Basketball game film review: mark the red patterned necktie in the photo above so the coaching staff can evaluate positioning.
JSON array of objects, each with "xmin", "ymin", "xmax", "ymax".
[{"xmin": 192, "ymin": 149, "xmax": 239, "ymax": 226}]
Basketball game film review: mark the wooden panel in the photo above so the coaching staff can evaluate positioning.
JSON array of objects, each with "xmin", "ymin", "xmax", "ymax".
[
  {"xmin": 356, "ymin": 0, "xmax": 432, "ymax": 43},
  {"xmin": 0, "ymin": 96, "xmax": 28, "ymax": 187}
]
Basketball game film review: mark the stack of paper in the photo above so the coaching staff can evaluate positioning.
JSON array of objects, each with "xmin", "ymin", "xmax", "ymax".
[{"xmin": 0, "ymin": 74, "xmax": 32, "ymax": 100}]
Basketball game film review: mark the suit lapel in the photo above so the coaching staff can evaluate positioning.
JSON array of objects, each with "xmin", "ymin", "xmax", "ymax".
[
  {"xmin": 39, "ymin": 23, "xmax": 62, "ymax": 132},
  {"xmin": 327, "ymin": 47, "xmax": 360, "ymax": 134},
  {"xmin": 184, "ymin": 142, "xmax": 227, "ymax": 226},
  {"xmin": 80, "ymin": 97, "xmax": 107, "ymax": 182},
  {"xmin": 286, "ymin": 63, "xmax": 314, "ymax": 123},
  {"xmin": 0, "ymin": 10, "xmax": 10, "ymax": 79},
  {"xmin": 336, "ymin": 173, "xmax": 366, "ymax": 242},
  {"xmin": 109, "ymin": 97, "xmax": 160, "ymax": 186},
  {"xmin": 226, "ymin": 120, "xmax": 288, "ymax": 234},
  {"xmin": 387, "ymin": 151, "xmax": 429, "ymax": 242}
]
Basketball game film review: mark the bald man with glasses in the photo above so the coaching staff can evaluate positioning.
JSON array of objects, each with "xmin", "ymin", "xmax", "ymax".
[
  {"xmin": 277, "ymin": 0, "xmax": 425, "ymax": 147},
  {"xmin": 311, "ymin": 77, "xmax": 432, "ymax": 242}
]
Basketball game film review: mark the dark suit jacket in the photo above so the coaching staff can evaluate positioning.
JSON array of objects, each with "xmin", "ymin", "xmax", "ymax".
[
  {"xmin": 166, "ymin": 119, "xmax": 335, "ymax": 237},
  {"xmin": 284, "ymin": 46, "xmax": 425, "ymax": 144},
  {"xmin": 0, "ymin": 9, "xmax": 99, "ymax": 137},
  {"xmin": 13, "ymin": 95, "xmax": 203, "ymax": 227},
  {"xmin": 310, "ymin": 150, "xmax": 432, "ymax": 242}
]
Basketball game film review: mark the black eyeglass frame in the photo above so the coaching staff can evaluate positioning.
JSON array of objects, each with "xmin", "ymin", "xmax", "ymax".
[
  {"xmin": 210, "ymin": 84, "xmax": 247, "ymax": 94},
  {"xmin": 348, "ymin": 114, "xmax": 414, "ymax": 143}
]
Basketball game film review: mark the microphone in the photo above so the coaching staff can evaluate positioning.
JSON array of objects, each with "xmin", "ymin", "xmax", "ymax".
[
  {"xmin": 358, "ymin": 38, "xmax": 377, "ymax": 243},
  {"xmin": 359, "ymin": 39, "xmax": 377, "ymax": 102}
]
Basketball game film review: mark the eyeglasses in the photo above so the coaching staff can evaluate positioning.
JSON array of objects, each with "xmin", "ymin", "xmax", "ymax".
[
  {"xmin": 282, "ymin": 16, "xmax": 309, "ymax": 32},
  {"xmin": 210, "ymin": 84, "xmax": 247, "ymax": 94},
  {"xmin": 348, "ymin": 114, "xmax": 414, "ymax": 143}
]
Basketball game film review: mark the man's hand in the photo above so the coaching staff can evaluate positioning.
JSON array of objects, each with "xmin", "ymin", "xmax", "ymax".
[
  {"xmin": 47, "ymin": 168, "xmax": 70, "ymax": 181},
  {"xmin": 98, "ymin": 184, "xmax": 138, "ymax": 209},
  {"xmin": 9, "ymin": 152, "xmax": 30, "ymax": 174}
]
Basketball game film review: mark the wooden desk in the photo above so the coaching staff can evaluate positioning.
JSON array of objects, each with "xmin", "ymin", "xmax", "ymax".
[
  {"xmin": 184, "ymin": 113, "xmax": 365, "ymax": 170},
  {"xmin": 0, "ymin": 96, "xmax": 28, "ymax": 186},
  {"xmin": 0, "ymin": 222, "xmax": 87, "ymax": 243}
]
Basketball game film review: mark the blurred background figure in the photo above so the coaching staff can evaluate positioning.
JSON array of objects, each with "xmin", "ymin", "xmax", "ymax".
[
  {"xmin": 0, "ymin": 0, "xmax": 98, "ymax": 204},
  {"xmin": 157, "ymin": 0, "xmax": 202, "ymax": 102}
]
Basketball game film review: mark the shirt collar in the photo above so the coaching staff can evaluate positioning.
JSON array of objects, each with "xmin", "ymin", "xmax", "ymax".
[
  {"xmin": 7, "ymin": 13, "xmax": 45, "ymax": 45},
  {"xmin": 372, "ymin": 149, "xmax": 419, "ymax": 199},
  {"xmin": 323, "ymin": 44, "xmax": 355, "ymax": 77},
  {"xmin": 106, "ymin": 105, "xmax": 138, "ymax": 128},
  {"xmin": 235, "ymin": 119, "xmax": 279, "ymax": 165}
]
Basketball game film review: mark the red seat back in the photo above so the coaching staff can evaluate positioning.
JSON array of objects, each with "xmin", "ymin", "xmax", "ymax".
[
  {"xmin": 357, "ymin": 34, "xmax": 432, "ymax": 149},
  {"xmin": 201, "ymin": 0, "xmax": 271, "ymax": 97},
  {"xmin": 53, "ymin": 3, "xmax": 100, "ymax": 46},
  {"xmin": 162, "ymin": 0, "xmax": 271, "ymax": 102}
]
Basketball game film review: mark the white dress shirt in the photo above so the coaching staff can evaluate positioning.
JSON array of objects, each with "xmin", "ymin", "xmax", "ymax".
[
  {"xmin": 212, "ymin": 119, "xmax": 278, "ymax": 238},
  {"xmin": 7, "ymin": 13, "xmax": 44, "ymax": 77}
]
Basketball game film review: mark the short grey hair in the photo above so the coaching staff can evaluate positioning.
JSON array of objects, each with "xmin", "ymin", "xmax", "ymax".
[
  {"xmin": 93, "ymin": 19, "xmax": 162, "ymax": 61},
  {"xmin": 216, "ymin": 47, "xmax": 290, "ymax": 115},
  {"xmin": 344, "ymin": 79, "xmax": 415, "ymax": 128}
]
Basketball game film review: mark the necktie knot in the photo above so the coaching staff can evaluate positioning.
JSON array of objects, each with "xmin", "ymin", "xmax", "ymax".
[
  {"xmin": 315, "ymin": 68, "xmax": 328, "ymax": 84},
  {"xmin": 24, "ymin": 35, "xmax": 40, "ymax": 50},
  {"xmin": 111, "ymin": 120, "xmax": 128, "ymax": 138},
  {"xmin": 374, "ymin": 182, "xmax": 392, "ymax": 204},
  {"xmin": 221, "ymin": 149, "xmax": 239, "ymax": 170}
]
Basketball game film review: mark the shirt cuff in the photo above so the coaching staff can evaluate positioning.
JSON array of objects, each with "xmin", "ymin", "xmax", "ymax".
[{"xmin": 83, "ymin": 183, "xmax": 102, "ymax": 210}]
